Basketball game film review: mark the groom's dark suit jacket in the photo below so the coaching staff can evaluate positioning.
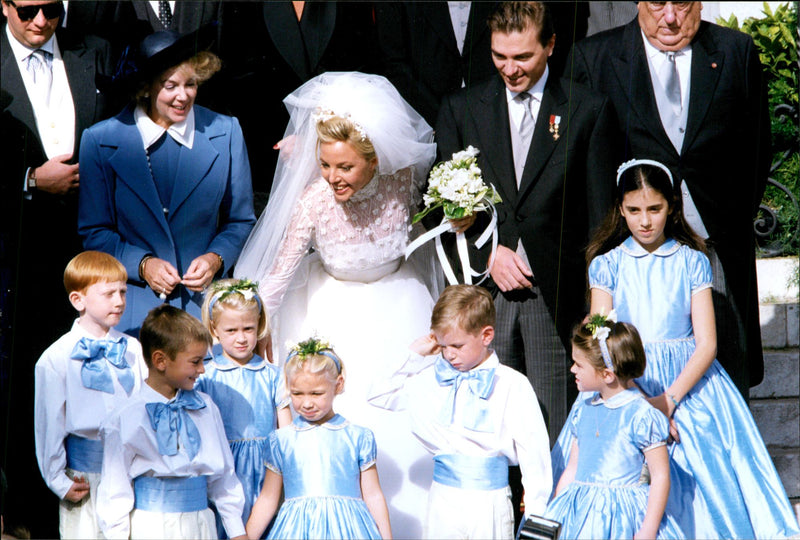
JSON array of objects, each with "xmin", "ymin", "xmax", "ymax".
[
  {"xmin": 436, "ymin": 75, "xmax": 618, "ymax": 347},
  {"xmin": 566, "ymin": 19, "xmax": 770, "ymax": 384}
]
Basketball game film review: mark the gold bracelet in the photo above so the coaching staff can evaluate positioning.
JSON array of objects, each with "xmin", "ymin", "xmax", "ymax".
[
  {"xmin": 138, "ymin": 255, "xmax": 153, "ymax": 281},
  {"xmin": 212, "ymin": 252, "xmax": 224, "ymax": 273}
]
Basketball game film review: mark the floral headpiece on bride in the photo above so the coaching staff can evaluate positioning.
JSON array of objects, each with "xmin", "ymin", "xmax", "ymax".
[
  {"xmin": 286, "ymin": 336, "xmax": 342, "ymax": 374},
  {"xmin": 312, "ymin": 107, "xmax": 368, "ymax": 142},
  {"xmin": 586, "ymin": 309, "xmax": 618, "ymax": 371}
]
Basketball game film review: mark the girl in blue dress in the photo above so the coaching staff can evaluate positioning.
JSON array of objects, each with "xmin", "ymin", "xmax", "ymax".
[
  {"xmin": 546, "ymin": 316, "xmax": 681, "ymax": 539},
  {"xmin": 554, "ymin": 159, "xmax": 799, "ymax": 538},
  {"xmin": 197, "ymin": 279, "xmax": 292, "ymax": 538},
  {"xmin": 246, "ymin": 338, "xmax": 392, "ymax": 540}
]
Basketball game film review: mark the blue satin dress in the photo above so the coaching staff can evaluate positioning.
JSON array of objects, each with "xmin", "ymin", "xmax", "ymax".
[
  {"xmin": 195, "ymin": 354, "xmax": 286, "ymax": 538},
  {"xmin": 546, "ymin": 388, "xmax": 683, "ymax": 538},
  {"xmin": 553, "ymin": 237, "xmax": 800, "ymax": 538},
  {"xmin": 266, "ymin": 414, "xmax": 382, "ymax": 540}
]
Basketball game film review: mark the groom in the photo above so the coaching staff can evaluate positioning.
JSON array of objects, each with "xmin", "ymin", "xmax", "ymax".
[{"xmin": 436, "ymin": 1, "xmax": 618, "ymax": 445}]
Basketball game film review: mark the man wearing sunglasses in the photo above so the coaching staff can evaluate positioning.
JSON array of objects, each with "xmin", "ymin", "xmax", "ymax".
[{"xmin": 1, "ymin": 1, "xmax": 113, "ymax": 537}]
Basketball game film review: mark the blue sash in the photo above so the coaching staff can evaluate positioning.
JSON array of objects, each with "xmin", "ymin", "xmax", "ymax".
[
  {"xmin": 133, "ymin": 476, "xmax": 208, "ymax": 513},
  {"xmin": 433, "ymin": 454, "xmax": 508, "ymax": 491},
  {"xmin": 65, "ymin": 434, "xmax": 104, "ymax": 473}
]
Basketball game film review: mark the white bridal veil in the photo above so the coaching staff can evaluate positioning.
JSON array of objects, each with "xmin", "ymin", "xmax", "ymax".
[{"xmin": 235, "ymin": 72, "xmax": 437, "ymax": 284}]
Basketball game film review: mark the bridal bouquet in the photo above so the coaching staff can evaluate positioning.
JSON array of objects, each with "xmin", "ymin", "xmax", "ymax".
[
  {"xmin": 406, "ymin": 146, "xmax": 501, "ymax": 286},
  {"xmin": 412, "ymin": 146, "xmax": 502, "ymax": 223}
]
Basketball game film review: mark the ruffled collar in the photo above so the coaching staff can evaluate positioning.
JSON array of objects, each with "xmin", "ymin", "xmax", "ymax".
[
  {"xmin": 620, "ymin": 236, "xmax": 680, "ymax": 258},
  {"xmin": 292, "ymin": 413, "xmax": 348, "ymax": 431},
  {"xmin": 348, "ymin": 173, "xmax": 380, "ymax": 202},
  {"xmin": 590, "ymin": 386, "xmax": 642, "ymax": 409},
  {"xmin": 208, "ymin": 354, "xmax": 266, "ymax": 372}
]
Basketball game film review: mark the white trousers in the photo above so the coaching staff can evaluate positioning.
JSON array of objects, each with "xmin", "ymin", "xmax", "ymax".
[
  {"xmin": 424, "ymin": 481, "xmax": 514, "ymax": 540},
  {"xmin": 60, "ymin": 469, "xmax": 102, "ymax": 539}
]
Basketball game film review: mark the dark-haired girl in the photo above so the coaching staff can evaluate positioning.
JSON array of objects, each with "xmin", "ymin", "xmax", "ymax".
[{"xmin": 553, "ymin": 159, "xmax": 799, "ymax": 538}]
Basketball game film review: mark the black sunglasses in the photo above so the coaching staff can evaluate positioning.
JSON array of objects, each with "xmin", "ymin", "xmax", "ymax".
[{"xmin": 7, "ymin": 1, "xmax": 63, "ymax": 22}]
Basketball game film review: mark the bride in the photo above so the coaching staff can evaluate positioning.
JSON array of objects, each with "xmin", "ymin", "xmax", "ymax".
[{"xmin": 235, "ymin": 72, "xmax": 439, "ymax": 537}]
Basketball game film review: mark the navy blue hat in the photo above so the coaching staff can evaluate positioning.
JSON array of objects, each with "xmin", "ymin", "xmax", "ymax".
[{"xmin": 110, "ymin": 23, "xmax": 217, "ymax": 91}]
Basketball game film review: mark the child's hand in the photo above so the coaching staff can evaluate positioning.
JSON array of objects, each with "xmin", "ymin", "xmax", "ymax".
[
  {"xmin": 646, "ymin": 394, "xmax": 681, "ymax": 443},
  {"xmin": 64, "ymin": 476, "xmax": 90, "ymax": 503},
  {"xmin": 409, "ymin": 334, "xmax": 440, "ymax": 357},
  {"xmin": 634, "ymin": 525, "xmax": 658, "ymax": 540}
]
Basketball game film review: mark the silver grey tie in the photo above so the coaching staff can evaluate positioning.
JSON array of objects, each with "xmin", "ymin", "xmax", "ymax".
[
  {"xmin": 27, "ymin": 49, "xmax": 53, "ymax": 104},
  {"xmin": 661, "ymin": 51, "xmax": 682, "ymax": 115},
  {"xmin": 514, "ymin": 91, "xmax": 534, "ymax": 186}
]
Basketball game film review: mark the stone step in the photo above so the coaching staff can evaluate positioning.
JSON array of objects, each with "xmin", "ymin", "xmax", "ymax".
[{"xmin": 751, "ymin": 351, "xmax": 800, "ymax": 399}]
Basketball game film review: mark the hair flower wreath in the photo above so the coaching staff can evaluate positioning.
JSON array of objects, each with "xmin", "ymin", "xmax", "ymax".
[
  {"xmin": 616, "ymin": 158, "xmax": 674, "ymax": 186},
  {"xmin": 586, "ymin": 309, "xmax": 618, "ymax": 371},
  {"xmin": 208, "ymin": 279, "xmax": 261, "ymax": 318},
  {"xmin": 287, "ymin": 336, "xmax": 342, "ymax": 373},
  {"xmin": 312, "ymin": 106, "xmax": 368, "ymax": 141}
]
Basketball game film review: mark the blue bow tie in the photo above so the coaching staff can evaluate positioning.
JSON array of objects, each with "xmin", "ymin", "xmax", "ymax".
[
  {"xmin": 145, "ymin": 390, "xmax": 206, "ymax": 460},
  {"xmin": 70, "ymin": 336, "xmax": 134, "ymax": 395},
  {"xmin": 434, "ymin": 357, "xmax": 495, "ymax": 432}
]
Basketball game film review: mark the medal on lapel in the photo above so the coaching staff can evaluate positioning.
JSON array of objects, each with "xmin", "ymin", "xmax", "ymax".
[{"xmin": 549, "ymin": 115, "xmax": 561, "ymax": 140}]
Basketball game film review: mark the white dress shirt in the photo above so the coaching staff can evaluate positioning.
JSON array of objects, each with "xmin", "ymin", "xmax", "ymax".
[
  {"xmin": 369, "ymin": 351, "xmax": 553, "ymax": 515},
  {"xmin": 97, "ymin": 384, "xmax": 246, "ymax": 539},
  {"xmin": 642, "ymin": 33, "xmax": 709, "ymax": 238},
  {"xmin": 5, "ymin": 25, "xmax": 76, "ymax": 159},
  {"xmin": 34, "ymin": 320, "xmax": 147, "ymax": 499}
]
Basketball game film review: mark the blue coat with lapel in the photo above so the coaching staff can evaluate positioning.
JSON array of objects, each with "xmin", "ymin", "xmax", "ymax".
[{"xmin": 78, "ymin": 105, "xmax": 255, "ymax": 334}]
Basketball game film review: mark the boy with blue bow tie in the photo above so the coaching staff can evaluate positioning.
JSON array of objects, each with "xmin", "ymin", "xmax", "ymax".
[
  {"xmin": 96, "ymin": 305, "xmax": 246, "ymax": 539},
  {"xmin": 369, "ymin": 285, "xmax": 552, "ymax": 539},
  {"xmin": 34, "ymin": 251, "xmax": 148, "ymax": 539}
]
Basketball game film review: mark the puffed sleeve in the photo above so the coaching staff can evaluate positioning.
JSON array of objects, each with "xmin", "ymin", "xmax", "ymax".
[
  {"xmin": 264, "ymin": 431, "xmax": 284, "ymax": 475},
  {"xmin": 267, "ymin": 362, "xmax": 290, "ymax": 410},
  {"xmin": 357, "ymin": 427, "xmax": 378, "ymax": 472},
  {"xmin": 588, "ymin": 252, "xmax": 617, "ymax": 295},
  {"xmin": 632, "ymin": 406, "xmax": 669, "ymax": 452},
  {"xmin": 688, "ymin": 248, "xmax": 713, "ymax": 295}
]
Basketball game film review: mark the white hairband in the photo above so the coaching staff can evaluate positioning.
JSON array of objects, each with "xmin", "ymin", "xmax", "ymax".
[{"xmin": 616, "ymin": 159, "xmax": 674, "ymax": 186}]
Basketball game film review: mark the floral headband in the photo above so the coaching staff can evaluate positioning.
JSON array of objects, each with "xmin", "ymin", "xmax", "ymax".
[
  {"xmin": 286, "ymin": 337, "xmax": 342, "ymax": 374},
  {"xmin": 208, "ymin": 279, "xmax": 262, "ymax": 319},
  {"xmin": 312, "ymin": 107, "xmax": 368, "ymax": 142},
  {"xmin": 616, "ymin": 158, "xmax": 674, "ymax": 186},
  {"xmin": 586, "ymin": 309, "xmax": 618, "ymax": 371}
]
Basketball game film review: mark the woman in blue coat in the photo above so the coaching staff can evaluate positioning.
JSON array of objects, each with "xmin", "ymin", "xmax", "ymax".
[{"xmin": 79, "ymin": 29, "xmax": 255, "ymax": 335}]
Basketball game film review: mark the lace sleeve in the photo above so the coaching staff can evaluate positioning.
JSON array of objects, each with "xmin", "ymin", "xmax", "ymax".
[{"xmin": 256, "ymin": 190, "xmax": 316, "ymax": 316}]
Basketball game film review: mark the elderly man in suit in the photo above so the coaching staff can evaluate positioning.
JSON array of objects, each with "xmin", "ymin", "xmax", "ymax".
[
  {"xmin": 565, "ymin": 1, "xmax": 771, "ymax": 398},
  {"xmin": 1, "ymin": 1, "xmax": 112, "ymax": 536},
  {"xmin": 436, "ymin": 1, "xmax": 618, "ymax": 446}
]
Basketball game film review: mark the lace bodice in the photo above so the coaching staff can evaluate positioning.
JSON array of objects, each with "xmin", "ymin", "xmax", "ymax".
[{"xmin": 259, "ymin": 168, "xmax": 422, "ymax": 314}]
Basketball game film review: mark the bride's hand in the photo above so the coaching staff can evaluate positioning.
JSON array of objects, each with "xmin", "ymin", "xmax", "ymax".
[
  {"xmin": 273, "ymin": 135, "xmax": 297, "ymax": 161},
  {"xmin": 448, "ymin": 214, "xmax": 476, "ymax": 234}
]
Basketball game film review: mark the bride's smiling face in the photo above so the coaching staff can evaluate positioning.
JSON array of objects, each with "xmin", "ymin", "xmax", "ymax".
[{"xmin": 319, "ymin": 141, "xmax": 377, "ymax": 202}]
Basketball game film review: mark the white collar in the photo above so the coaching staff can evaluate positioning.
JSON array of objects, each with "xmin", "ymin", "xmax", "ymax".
[
  {"xmin": 590, "ymin": 387, "xmax": 642, "ymax": 409},
  {"xmin": 469, "ymin": 351, "xmax": 500, "ymax": 372},
  {"xmin": 209, "ymin": 354, "xmax": 267, "ymax": 372},
  {"xmin": 134, "ymin": 104, "xmax": 195, "ymax": 150},
  {"xmin": 620, "ymin": 236, "xmax": 680, "ymax": 258},
  {"xmin": 6, "ymin": 25, "xmax": 57, "ymax": 63},
  {"xmin": 506, "ymin": 64, "xmax": 549, "ymax": 104}
]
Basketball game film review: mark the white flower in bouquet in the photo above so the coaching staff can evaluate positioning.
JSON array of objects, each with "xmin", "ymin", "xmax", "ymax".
[{"xmin": 413, "ymin": 146, "xmax": 502, "ymax": 223}]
